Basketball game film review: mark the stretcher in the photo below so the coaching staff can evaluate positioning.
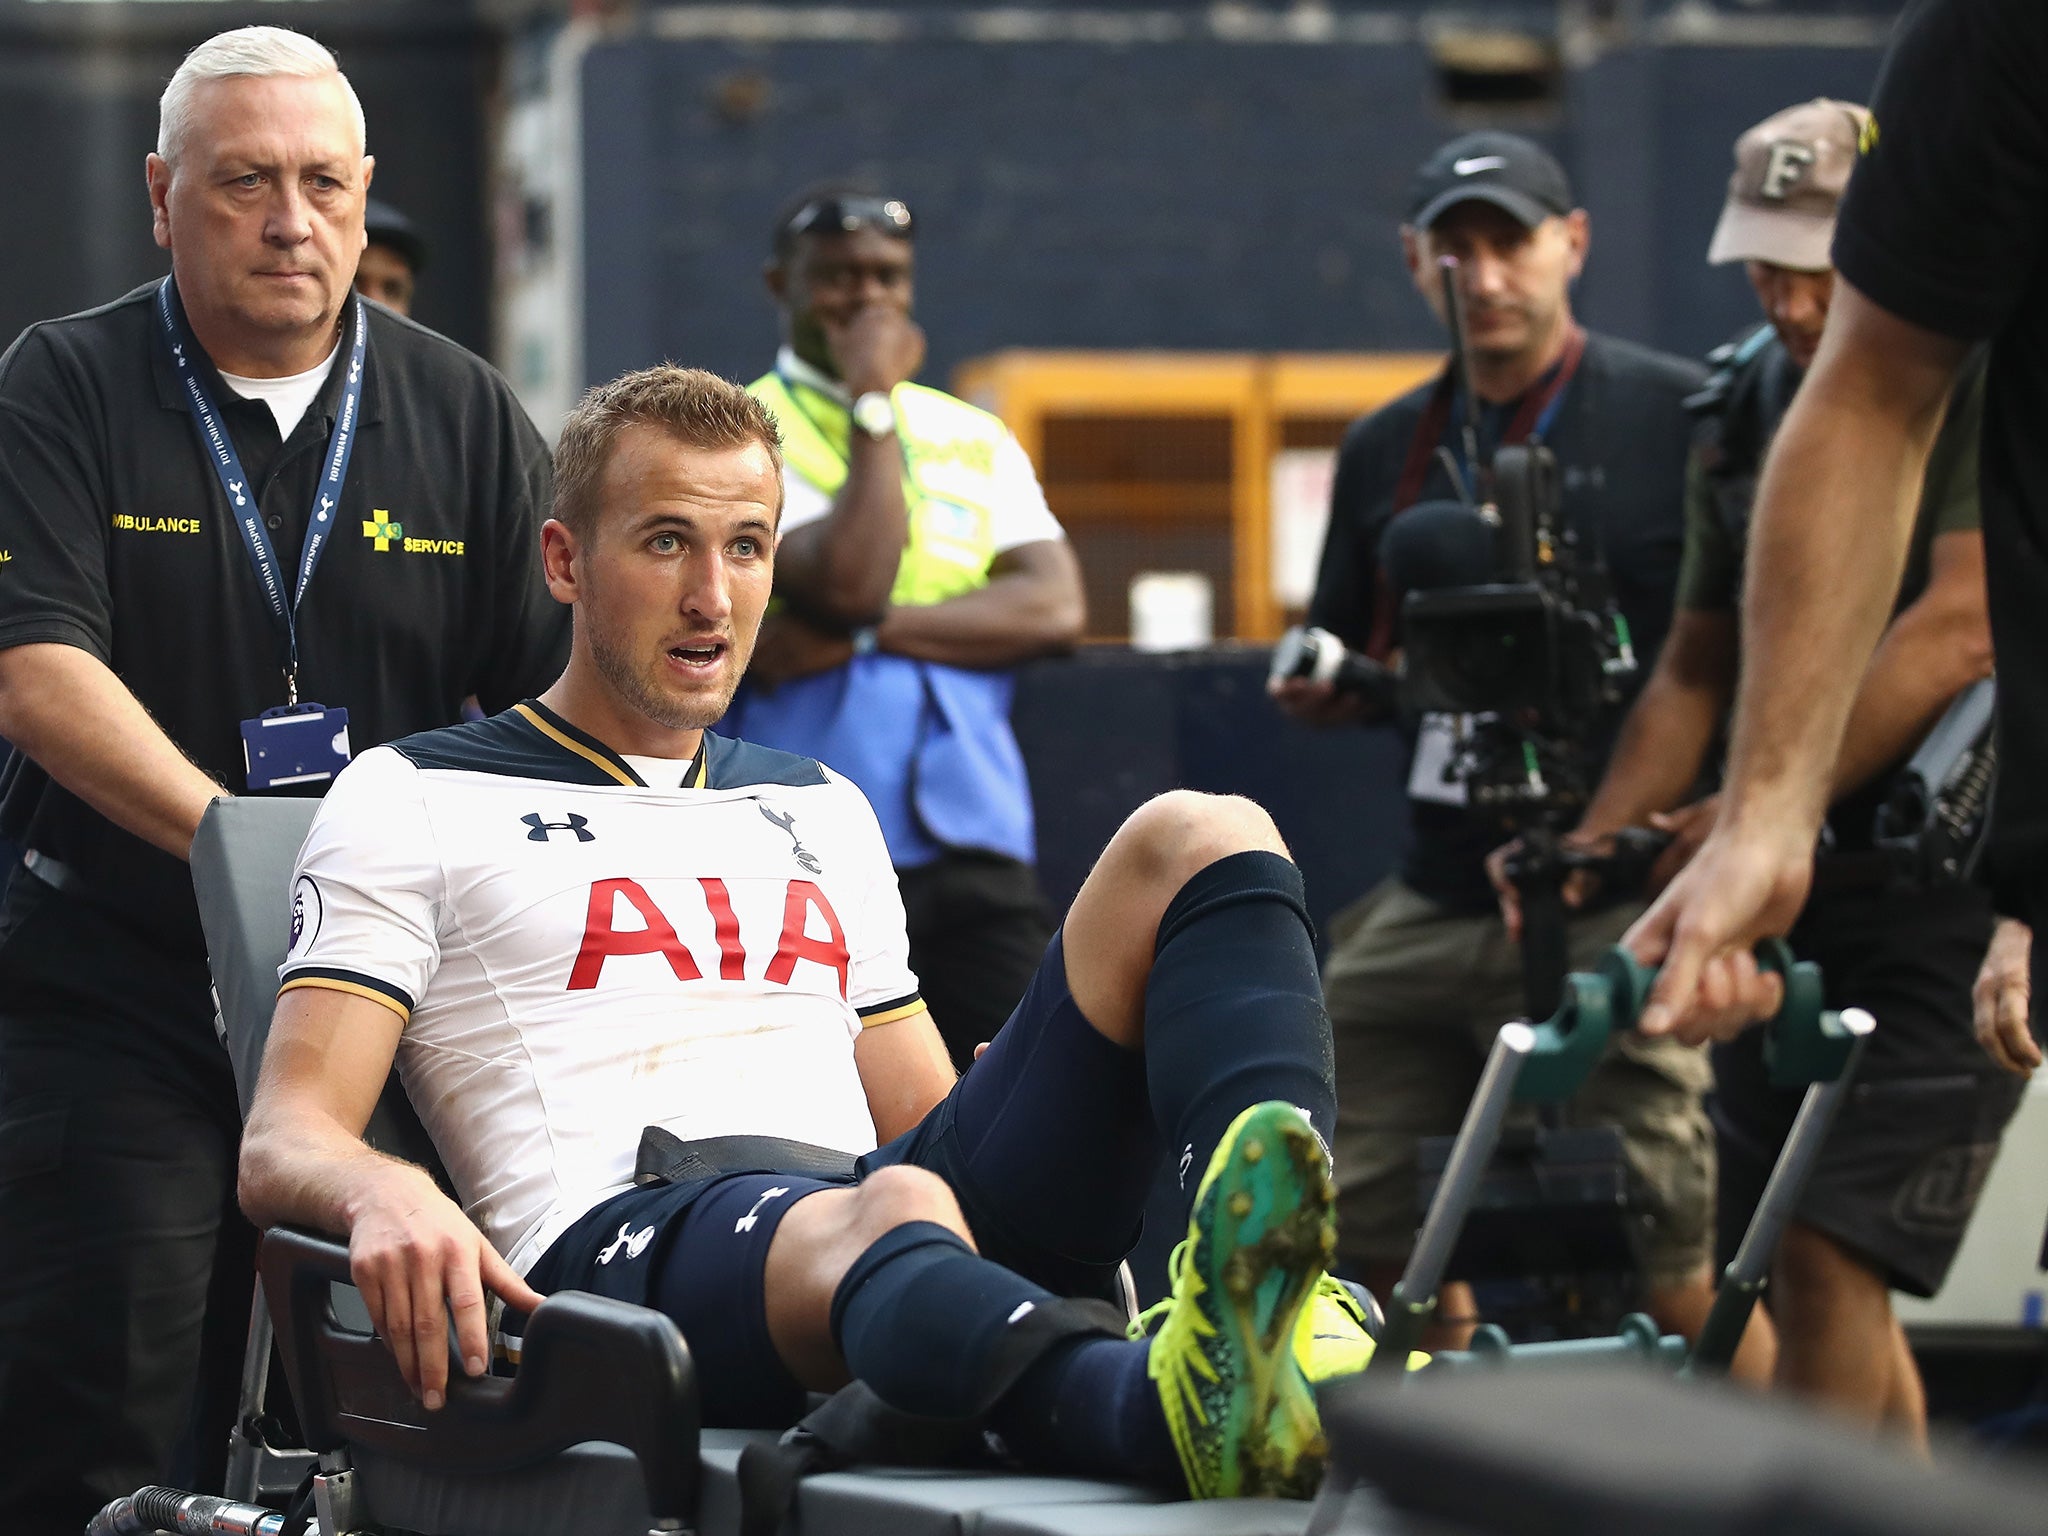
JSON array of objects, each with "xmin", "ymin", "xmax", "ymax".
[
  {"xmin": 89, "ymin": 797, "xmax": 1341, "ymax": 1536},
  {"xmin": 1370, "ymin": 940, "xmax": 1873, "ymax": 1379}
]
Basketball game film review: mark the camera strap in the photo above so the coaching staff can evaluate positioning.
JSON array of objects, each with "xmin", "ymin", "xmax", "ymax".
[{"xmin": 1391, "ymin": 324, "xmax": 1585, "ymax": 514}]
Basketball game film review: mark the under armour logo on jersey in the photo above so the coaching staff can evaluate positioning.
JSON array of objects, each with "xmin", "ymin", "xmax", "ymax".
[
  {"xmin": 597, "ymin": 1222, "xmax": 654, "ymax": 1264},
  {"xmin": 522, "ymin": 811, "xmax": 594, "ymax": 842},
  {"xmin": 735, "ymin": 1186, "xmax": 790, "ymax": 1234},
  {"xmin": 758, "ymin": 803, "xmax": 823, "ymax": 873}
]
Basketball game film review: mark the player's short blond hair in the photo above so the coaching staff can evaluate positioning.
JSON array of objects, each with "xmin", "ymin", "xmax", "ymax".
[{"xmin": 553, "ymin": 366, "xmax": 785, "ymax": 538}]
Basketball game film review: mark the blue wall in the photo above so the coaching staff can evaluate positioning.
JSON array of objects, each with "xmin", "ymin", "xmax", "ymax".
[{"xmin": 577, "ymin": 22, "xmax": 1895, "ymax": 390}]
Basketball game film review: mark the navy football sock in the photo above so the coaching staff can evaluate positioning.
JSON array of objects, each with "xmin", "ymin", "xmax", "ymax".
[
  {"xmin": 829, "ymin": 1221, "xmax": 1175, "ymax": 1481},
  {"xmin": 830, "ymin": 1221, "xmax": 1052, "ymax": 1420},
  {"xmin": 1145, "ymin": 849, "xmax": 1336, "ymax": 1217},
  {"xmin": 987, "ymin": 1333, "xmax": 1179, "ymax": 1486}
]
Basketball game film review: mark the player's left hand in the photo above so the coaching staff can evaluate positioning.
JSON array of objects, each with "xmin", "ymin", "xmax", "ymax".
[{"xmin": 747, "ymin": 614, "xmax": 857, "ymax": 689}]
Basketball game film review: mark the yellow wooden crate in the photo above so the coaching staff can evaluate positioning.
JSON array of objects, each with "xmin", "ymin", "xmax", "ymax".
[{"xmin": 954, "ymin": 349, "xmax": 1440, "ymax": 640}]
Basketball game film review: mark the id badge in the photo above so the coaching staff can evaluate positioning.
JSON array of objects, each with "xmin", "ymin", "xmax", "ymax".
[
  {"xmin": 1406, "ymin": 712, "xmax": 1470, "ymax": 807},
  {"xmin": 242, "ymin": 703, "xmax": 352, "ymax": 789}
]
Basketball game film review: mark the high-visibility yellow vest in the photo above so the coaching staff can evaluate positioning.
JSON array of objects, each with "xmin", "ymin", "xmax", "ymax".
[{"xmin": 748, "ymin": 372, "xmax": 1007, "ymax": 609}]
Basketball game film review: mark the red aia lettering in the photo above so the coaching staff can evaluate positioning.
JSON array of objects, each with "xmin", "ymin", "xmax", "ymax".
[
  {"xmin": 765, "ymin": 880, "xmax": 849, "ymax": 998},
  {"xmin": 698, "ymin": 878, "xmax": 747, "ymax": 981},
  {"xmin": 568, "ymin": 877, "xmax": 704, "ymax": 990}
]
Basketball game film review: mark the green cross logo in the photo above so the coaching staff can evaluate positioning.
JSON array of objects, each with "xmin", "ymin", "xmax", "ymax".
[{"xmin": 362, "ymin": 513, "xmax": 403, "ymax": 551}]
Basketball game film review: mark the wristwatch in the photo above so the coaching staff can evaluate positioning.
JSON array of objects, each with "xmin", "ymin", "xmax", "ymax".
[{"xmin": 850, "ymin": 390, "xmax": 897, "ymax": 440}]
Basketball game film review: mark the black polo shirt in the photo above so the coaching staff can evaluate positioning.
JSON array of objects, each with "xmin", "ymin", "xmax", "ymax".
[
  {"xmin": 1832, "ymin": 0, "xmax": 2048, "ymax": 913},
  {"xmin": 1307, "ymin": 328, "xmax": 1704, "ymax": 911},
  {"xmin": 0, "ymin": 280, "xmax": 569, "ymax": 958}
]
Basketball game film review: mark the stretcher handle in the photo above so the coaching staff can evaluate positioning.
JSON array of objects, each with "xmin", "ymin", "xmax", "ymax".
[{"xmin": 1514, "ymin": 939, "xmax": 1847, "ymax": 1104}]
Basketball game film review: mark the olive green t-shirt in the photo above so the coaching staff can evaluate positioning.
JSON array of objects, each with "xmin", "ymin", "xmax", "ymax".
[{"xmin": 1675, "ymin": 353, "xmax": 1986, "ymax": 614}]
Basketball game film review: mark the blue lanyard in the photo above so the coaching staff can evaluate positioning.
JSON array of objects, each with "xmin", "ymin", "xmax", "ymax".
[
  {"xmin": 1448, "ymin": 371, "xmax": 1574, "ymax": 495},
  {"xmin": 156, "ymin": 277, "xmax": 366, "ymax": 703}
]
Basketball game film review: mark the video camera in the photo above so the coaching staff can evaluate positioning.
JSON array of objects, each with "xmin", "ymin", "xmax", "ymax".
[
  {"xmin": 1273, "ymin": 256, "xmax": 1636, "ymax": 819},
  {"xmin": 1395, "ymin": 441, "xmax": 1635, "ymax": 815}
]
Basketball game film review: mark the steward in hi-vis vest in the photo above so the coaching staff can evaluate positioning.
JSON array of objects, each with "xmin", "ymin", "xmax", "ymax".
[{"xmin": 723, "ymin": 185, "xmax": 1085, "ymax": 1069}]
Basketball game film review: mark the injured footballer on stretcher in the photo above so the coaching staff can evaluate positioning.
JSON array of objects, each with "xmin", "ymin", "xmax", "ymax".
[{"xmin": 237, "ymin": 365, "xmax": 1383, "ymax": 1499}]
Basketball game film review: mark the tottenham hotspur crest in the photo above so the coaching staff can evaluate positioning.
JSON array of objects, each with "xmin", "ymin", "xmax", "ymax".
[{"xmin": 759, "ymin": 803, "xmax": 822, "ymax": 874}]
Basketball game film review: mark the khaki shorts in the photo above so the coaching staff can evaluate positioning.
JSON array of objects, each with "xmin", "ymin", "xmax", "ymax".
[{"xmin": 1324, "ymin": 877, "xmax": 1716, "ymax": 1291}]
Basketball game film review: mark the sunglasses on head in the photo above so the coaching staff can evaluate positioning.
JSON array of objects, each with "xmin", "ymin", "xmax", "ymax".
[{"xmin": 782, "ymin": 196, "xmax": 915, "ymax": 244}]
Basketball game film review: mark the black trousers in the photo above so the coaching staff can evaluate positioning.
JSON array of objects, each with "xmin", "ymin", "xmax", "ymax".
[
  {"xmin": 896, "ymin": 852, "xmax": 1054, "ymax": 1072},
  {"xmin": 0, "ymin": 874, "xmax": 254, "ymax": 1535}
]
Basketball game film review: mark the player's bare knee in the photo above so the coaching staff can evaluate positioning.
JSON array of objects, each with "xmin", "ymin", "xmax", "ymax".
[
  {"xmin": 848, "ymin": 1164, "xmax": 972, "ymax": 1248},
  {"xmin": 1113, "ymin": 790, "xmax": 1288, "ymax": 891}
]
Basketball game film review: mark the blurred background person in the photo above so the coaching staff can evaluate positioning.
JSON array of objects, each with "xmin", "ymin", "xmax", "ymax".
[
  {"xmin": 725, "ymin": 183, "xmax": 1085, "ymax": 1071},
  {"xmin": 358, "ymin": 195, "xmax": 426, "ymax": 316},
  {"xmin": 1501, "ymin": 99, "xmax": 2020, "ymax": 1443},
  {"xmin": 1272, "ymin": 133, "xmax": 1762, "ymax": 1374}
]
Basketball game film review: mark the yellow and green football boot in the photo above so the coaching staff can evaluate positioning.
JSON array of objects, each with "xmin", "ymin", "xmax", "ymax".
[
  {"xmin": 1139, "ymin": 1101, "xmax": 1334, "ymax": 1499},
  {"xmin": 1290, "ymin": 1275, "xmax": 1431, "ymax": 1380}
]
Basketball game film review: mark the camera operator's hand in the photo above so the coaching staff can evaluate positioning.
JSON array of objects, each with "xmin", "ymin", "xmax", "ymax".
[
  {"xmin": 1624, "ymin": 817, "xmax": 1810, "ymax": 1044},
  {"xmin": 1973, "ymin": 917, "xmax": 2040, "ymax": 1077},
  {"xmin": 1645, "ymin": 794, "xmax": 1719, "ymax": 896},
  {"xmin": 1485, "ymin": 833, "xmax": 1604, "ymax": 945},
  {"xmin": 825, "ymin": 305, "xmax": 926, "ymax": 397},
  {"xmin": 1268, "ymin": 675, "xmax": 1367, "ymax": 726}
]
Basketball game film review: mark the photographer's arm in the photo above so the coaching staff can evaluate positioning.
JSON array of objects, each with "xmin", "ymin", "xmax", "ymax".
[
  {"xmin": 1629, "ymin": 283, "xmax": 1973, "ymax": 1041},
  {"xmin": 1487, "ymin": 608, "xmax": 1734, "ymax": 938},
  {"xmin": 1577, "ymin": 608, "xmax": 1737, "ymax": 838},
  {"xmin": 0, "ymin": 642, "xmax": 227, "ymax": 860},
  {"xmin": 240, "ymin": 986, "xmax": 543, "ymax": 1408}
]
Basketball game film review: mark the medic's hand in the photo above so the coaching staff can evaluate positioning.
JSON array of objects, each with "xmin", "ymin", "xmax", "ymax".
[
  {"xmin": 1623, "ymin": 817, "xmax": 1811, "ymax": 1044},
  {"xmin": 1974, "ymin": 918, "xmax": 2041, "ymax": 1077},
  {"xmin": 347, "ymin": 1163, "xmax": 544, "ymax": 1410}
]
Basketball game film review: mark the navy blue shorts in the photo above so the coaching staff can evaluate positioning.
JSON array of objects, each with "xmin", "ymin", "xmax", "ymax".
[{"xmin": 526, "ymin": 930, "xmax": 1155, "ymax": 1426}]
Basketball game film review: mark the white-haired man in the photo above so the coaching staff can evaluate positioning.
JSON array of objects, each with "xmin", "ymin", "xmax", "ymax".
[{"xmin": 0, "ymin": 27, "xmax": 565, "ymax": 1525}]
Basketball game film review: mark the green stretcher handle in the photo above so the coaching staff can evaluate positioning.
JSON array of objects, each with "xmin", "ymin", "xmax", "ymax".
[{"xmin": 1514, "ymin": 939, "xmax": 1846, "ymax": 1104}]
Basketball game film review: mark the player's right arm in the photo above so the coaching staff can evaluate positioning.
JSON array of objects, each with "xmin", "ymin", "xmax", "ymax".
[{"xmin": 240, "ymin": 986, "xmax": 543, "ymax": 1410}]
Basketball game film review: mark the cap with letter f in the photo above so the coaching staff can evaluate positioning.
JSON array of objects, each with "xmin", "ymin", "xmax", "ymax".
[
  {"xmin": 1407, "ymin": 131, "xmax": 1575, "ymax": 231},
  {"xmin": 1707, "ymin": 98, "xmax": 1869, "ymax": 272}
]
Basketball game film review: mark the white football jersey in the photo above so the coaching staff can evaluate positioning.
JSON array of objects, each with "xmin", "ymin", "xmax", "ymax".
[{"xmin": 280, "ymin": 701, "xmax": 922, "ymax": 1273}]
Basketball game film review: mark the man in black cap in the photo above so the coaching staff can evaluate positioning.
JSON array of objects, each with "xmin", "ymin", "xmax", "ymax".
[
  {"xmin": 1273, "ymin": 132, "xmax": 1764, "ymax": 1372},
  {"xmin": 358, "ymin": 196, "xmax": 426, "ymax": 316}
]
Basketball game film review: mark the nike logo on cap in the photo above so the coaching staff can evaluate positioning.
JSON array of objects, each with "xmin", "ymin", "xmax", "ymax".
[{"xmin": 1453, "ymin": 155, "xmax": 1508, "ymax": 175}]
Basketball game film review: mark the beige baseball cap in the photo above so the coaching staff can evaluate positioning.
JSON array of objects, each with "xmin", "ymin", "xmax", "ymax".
[{"xmin": 1707, "ymin": 98, "xmax": 1870, "ymax": 272}]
